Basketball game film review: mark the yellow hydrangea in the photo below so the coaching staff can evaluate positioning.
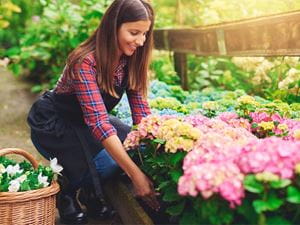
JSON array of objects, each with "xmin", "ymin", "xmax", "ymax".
[
  {"xmin": 237, "ymin": 95, "xmax": 259, "ymax": 106},
  {"xmin": 165, "ymin": 137, "xmax": 194, "ymax": 153},
  {"xmin": 157, "ymin": 119, "xmax": 201, "ymax": 153},
  {"xmin": 202, "ymin": 101, "xmax": 219, "ymax": 111},
  {"xmin": 258, "ymin": 121, "xmax": 275, "ymax": 131}
]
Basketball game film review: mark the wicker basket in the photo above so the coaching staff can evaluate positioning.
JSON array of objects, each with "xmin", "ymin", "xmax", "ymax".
[{"xmin": 0, "ymin": 148, "xmax": 60, "ymax": 225}]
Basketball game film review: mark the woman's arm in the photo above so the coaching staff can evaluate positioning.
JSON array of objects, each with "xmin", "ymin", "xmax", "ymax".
[
  {"xmin": 102, "ymin": 135, "xmax": 160, "ymax": 210},
  {"xmin": 126, "ymin": 89, "xmax": 151, "ymax": 125}
]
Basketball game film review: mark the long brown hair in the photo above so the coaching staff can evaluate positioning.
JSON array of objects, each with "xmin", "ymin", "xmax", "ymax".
[{"xmin": 65, "ymin": 0, "xmax": 154, "ymax": 98}]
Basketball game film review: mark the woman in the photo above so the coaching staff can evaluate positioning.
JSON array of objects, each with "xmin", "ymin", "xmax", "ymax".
[{"xmin": 27, "ymin": 0, "xmax": 159, "ymax": 224}]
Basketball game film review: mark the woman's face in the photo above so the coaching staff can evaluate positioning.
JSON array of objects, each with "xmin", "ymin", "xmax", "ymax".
[{"xmin": 117, "ymin": 20, "xmax": 151, "ymax": 57}]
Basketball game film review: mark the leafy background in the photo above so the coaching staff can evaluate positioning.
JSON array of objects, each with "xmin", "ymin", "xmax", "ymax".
[{"xmin": 1, "ymin": 0, "xmax": 299, "ymax": 103}]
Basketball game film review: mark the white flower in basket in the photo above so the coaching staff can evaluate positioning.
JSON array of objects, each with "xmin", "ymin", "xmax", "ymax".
[
  {"xmin": 1, "ymin": 154, "xmax": 63, "ymax": 192},
  {"xmin": 38, "ymin": 173, "xmax": 50, "ymax": 188},
  {"xmin": 50, "ymin": 157, "xmax": 63, "ymax": 175},
  {"xmin": 6, "ymin": 164, "xmax": 23, "ymax": 176},
  {"xmin": 8, "ymin": 179, "xmax": 20, "ymax": 192}
]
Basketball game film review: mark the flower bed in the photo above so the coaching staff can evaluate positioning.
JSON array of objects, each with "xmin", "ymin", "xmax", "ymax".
[
  {"xmin": 121, "ymin": 81, "xmax": 300, "ymax": 224},
  {"xmin": 124, "ymin": 114, "xmax": 300, "ymax": 224}
]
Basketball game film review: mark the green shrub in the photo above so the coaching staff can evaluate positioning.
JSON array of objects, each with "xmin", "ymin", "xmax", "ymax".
[{"xmin": 4, "ymin": 0, "xmax": 110, "ymax": 92}]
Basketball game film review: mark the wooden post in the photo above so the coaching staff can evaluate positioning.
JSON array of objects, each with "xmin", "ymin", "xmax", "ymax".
[{"xmin": 174, "ymin": 52, "xmax": 188, "ymax": 90}]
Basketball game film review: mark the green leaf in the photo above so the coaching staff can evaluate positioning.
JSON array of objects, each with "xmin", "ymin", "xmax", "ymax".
[
  {"xmin": 84, "ymin": 10, "xmax": 103, "ymax": 20},
  {"xmin": 287, "ymin": 186, "xmax": 300, "ymax": 204},
  {"xmin": 69, "ymin": 37, "xmax": 81, "ymax": 48},
  {"xmin": 169, "ymin": 170, "xmax": 182, "ymax": 183},
  {"xmin": 266, "ymin": 192, "xmax": 284, "ymax": 211},
  {"xmin": 179, "ymin": 210, "xmax": 198, "ymax": 225},
  {"xmin": 266, "ymin": 216, "xmax": 292, "ymax": 225},
  {"xmin": 151, "ymin": 154, "xmax": 166, "ymax": 165},
  {"xmin": 237, "ymin": 198, "xmax": 258, "ymax": 224},
  {"xmin": 31, "ymin": 85, "xmax": 43, "ymax": 93},
  {"xmin": 270, "ymin": 179, "xmax": 291, "ymax": 189},
  {"xmin": 244, "ymin": 175, "xmax": 264, "ymax": 193},
  {"xmin": 9, "ymin": 63, "xmax": 22, "ymax": 76},
  {"xmin": 20, "ymin": 180, "xmax": 31, "ymax": 191},
  {"xmin": 162, "ymin": 185, "xmax": 182, "ymax": 202},
  {"xmin": 288, "ymin": 82, "xmax": 296, "ymax": 89},
  {"xmin": 253, "ymin": 200, "xmax": 268, "ymax": 213},
  {"xmin": 5, "ymin": 47, "xmax": 20, "ymax": 57},
  {"xmin": 253, "ymin": 192, "xmax": 284, "ymax": 213},
  {"xmin": 153, "ymin": 138, "xmax": 166, "ymax": 145},
  {"xmin": 158, "ymin": 180, "xmax": 171, "ymax": 190},
  {"xmin": 170, "ymin": 152, "xmax": 186, "ymax": 166},
  {"xmin": 166, "ymin": 200, "xmax": 185, "ymax": 216}
]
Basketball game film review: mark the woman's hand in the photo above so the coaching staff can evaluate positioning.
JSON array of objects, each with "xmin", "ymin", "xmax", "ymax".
[
  {"xmin": 101, "ymin": 135, "xmax": 160, "ymax": 210},
  {"xmin": 131, "ymin": 171, "xmax": 160, "ymax": 211}
]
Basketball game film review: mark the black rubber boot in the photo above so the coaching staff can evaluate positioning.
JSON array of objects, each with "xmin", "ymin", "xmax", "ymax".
[
  {"xmin": 78, "ymin": 185, "xmax": 115, "ymax": 220},
  {"xmin": 57, "ymin": 176, "xmax": 88, "ymax": 224}
]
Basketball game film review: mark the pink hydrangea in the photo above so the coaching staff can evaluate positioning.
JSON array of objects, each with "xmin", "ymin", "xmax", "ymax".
[
  {"xmin": 283, "ymin": 119, "xmax": 300, "ymax": 141},
  {"xmin": 179, "ymin": 160, "xmax": 244, "ymax": 208},
  {"xmin": 249, "ymin": 112, "xmax": 273, "ymax": 123},
  {"xmin": 236, "ymin": 137, "xmax": 300, "ymax": 179},
  {"xmin": 217, "ymin": 112, "xmax": 252, "ymax": 131}
]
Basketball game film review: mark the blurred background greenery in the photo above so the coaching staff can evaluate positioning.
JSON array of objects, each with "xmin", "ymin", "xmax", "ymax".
[{"xmin": 0, "ymin": 0, "xmax": 299, "ymax": 103}]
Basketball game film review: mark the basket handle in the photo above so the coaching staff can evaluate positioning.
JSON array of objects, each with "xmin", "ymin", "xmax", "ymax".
[{"xmin": 0, "ymin": 148, "xmax": 39, "ymax": 169}]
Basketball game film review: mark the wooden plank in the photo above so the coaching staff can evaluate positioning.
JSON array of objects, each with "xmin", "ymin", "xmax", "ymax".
[
  {"xmin": 154, "ymin": 10, "xmax": 300, "ymax": 56},
  {"xmin": 103, "ymin": 180, "xmax": 154, "ymax": 225}
]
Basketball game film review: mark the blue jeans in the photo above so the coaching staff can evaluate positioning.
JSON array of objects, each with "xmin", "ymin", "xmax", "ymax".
[{"xmin": 31, "ymin": 131, "xmax": 120, "ymax": 192}]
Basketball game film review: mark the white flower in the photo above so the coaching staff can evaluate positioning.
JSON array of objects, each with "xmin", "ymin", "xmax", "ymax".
[
  {"xmin": 0, "ymin": 164, "xmax": 5, "ymax": 174},
  {"xmin": 50, "ymin": 158, "xmax": 63, "ymax": 175},
  {"xmin": 284, "ymin": 57, "xmax": 299, "ymax": 67},
  {"xmin": 6, "ymin": 164, "xmax": 23, "ymax": 176},
  {"xmin": 16, "ymin": 174, "xmax": 27, "ymax": 183},
  {"xmin": 38, "ymin": 173, "xmax": 49, "ymax": 187},
  {"xmin": 8, "ymin": 179, "xmax": 20, "ymax": 192}
]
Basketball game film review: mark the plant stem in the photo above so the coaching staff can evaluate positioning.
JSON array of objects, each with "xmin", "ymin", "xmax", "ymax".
[
  {"xmin": 137, "ymin": 146, "xmax": 144, "ymax": 166},
  {"xmin": 258, "ymin": 213, "xmax": 266, "ymax": 225}
]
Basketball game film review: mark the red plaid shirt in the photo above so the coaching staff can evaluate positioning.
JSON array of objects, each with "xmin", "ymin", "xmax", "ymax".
[{"xmin": 55, "ymin": 53, "xmax": 151, "ymax": 142}]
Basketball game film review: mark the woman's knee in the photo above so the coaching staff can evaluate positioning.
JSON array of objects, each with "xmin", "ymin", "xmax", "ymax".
[{"xmin": 94, "ymin": 149, "xmax": 121, "ymax": 180}]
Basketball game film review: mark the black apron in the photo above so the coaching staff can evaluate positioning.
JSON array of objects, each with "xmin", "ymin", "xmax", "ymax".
[{"xmin": 27, "ymin": 74, "xmax": 131, "ymax": 197}]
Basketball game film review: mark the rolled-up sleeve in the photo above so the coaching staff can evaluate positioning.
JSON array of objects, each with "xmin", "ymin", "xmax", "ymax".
[
  {"xmin": 127, "ymin": 89, "xmax": 151, "ymax": 125},
  {"xmin": 73, "ymin": 57, "xmax": 116, "ymax": 142}
]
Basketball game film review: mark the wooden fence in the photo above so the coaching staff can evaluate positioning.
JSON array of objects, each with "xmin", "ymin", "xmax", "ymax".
[{"xmin": 153, "ymin": 10, "xmax": 300, "ymax": 89}]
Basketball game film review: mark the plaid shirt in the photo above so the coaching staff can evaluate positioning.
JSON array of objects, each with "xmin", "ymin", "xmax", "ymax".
[{"xmin": 55, "ymin": 53, "xmax": 151, "ymax": 142}]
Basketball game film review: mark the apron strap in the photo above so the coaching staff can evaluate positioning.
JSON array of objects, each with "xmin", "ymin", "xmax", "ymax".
[{"xmin": 73, "ymin": 127, "xmax": 103, "ymax": 198}]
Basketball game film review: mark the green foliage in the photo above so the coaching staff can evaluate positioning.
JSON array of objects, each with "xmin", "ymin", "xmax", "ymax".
[
  {"xmin": 0, "ymin": 0, "xmax": 21, "ymax": 29},
  {"xmin": 287, "ymin": 186, "xmax": 300, "ymax": 204},
  {"xmin": 0, "ymin": 0, "xmax": 44, "ymax": 53},
  {"xmin": 244, "ymin": 175, "xmax": 264, "ymax": 194},
  {"xmin": 150, "ymin": 51, "xmax": 180, "ymax": 85},
  {"xmin": 153, "ymin": 0, "xmax": 300, "ymax": 28},
  {"xmin": 4, "ymin": 0, "xmax": 109, "ymax": 91},
  {"xmin": 186, "ymin": 55, "xmax": 300, "ymax": 104},
  {"xmin": 253, "ymin": 192, "xmax": 284, "ymax": 213}
]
